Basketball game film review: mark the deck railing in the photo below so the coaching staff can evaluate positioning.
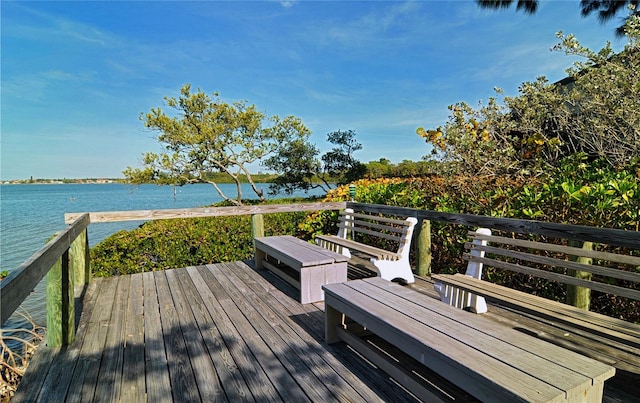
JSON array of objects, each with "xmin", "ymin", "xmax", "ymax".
[
  {"xmin": 1, "ymin": 213, "xmax": 91, "ymax": 346},
  {"xmin": 2, "ymin": 201, "xmax": 638, "ymax": 347},
  {"xmin": 1, "ymin": 202, "xmax": 345, "ymax": 346}
]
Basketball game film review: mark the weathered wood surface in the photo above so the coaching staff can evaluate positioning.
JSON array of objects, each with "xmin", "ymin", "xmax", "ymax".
[
  {"xmin": 324, "ymin": 277, "xmax": 615, "ymax": 402},
  {"xmin": 255, "ymin": 235, "xmax": 348, "ymax": 304},
  {"xmin": 255, "ymin": 235, "xmax": 348, "ymax": 268},
  {"xmin": 431, "ymin": 274, "xmax": 640, "ymax": 368},
  {"xmin": 316, "ymin": 235, "xmax": 401, "ymax": 260},
  {"xmin": 14, "ymin": 262, "xmax": 422, "ymax": 402},
  {"xmin": 1, "ymin": 213, "xmax": 90, "ymax": 324},
  {"xmin": 64, "ymin": 201, "xmax": 346, "ymax": 223},
  {"xmin": 410, "ymin": 276, "xmax": 640, "ymax": 402},
  {"xmin": 14, "ymin": 262, "xmax": 640, "ymax": 402}
]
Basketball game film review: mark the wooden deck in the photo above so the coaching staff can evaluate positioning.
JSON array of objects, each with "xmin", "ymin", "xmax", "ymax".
[
  {"xmin": 13, "ymin": 260, "xmax": 640, "ymax": 402},
  {"xmin": 14, "ymin": 261, "xmax": 467, "ymax": 402}
]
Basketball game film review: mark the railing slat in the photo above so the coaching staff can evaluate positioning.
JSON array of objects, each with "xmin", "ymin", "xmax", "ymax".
[{"xmin": 65, "ymin": 202, "xmax": 347, "ymax": 223}]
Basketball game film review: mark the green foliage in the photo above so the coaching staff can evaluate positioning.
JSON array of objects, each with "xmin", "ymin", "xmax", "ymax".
[
  {"xmin": 364, "ymin": 158, "xmax": 438, "ymax": 178},
  {"xmin": 265, "ymin": 129, "xmax": 367, "ymax": 196},
  {"xmin": 417, "ymin": 15, "xmax": 640, "ymax": 174},
  {"xmin": 548, "ymin": 29, "xmax": 640, "ymax": 168},
  {"xmin": 90, "ymin": 198, "xmax": 314, "ymax": 277},
  {"xmin": 308, "ymin": 164, "xmax": 639, "ymax": 320},
  {"xmin": 321, "ymin": 130, "xmax": 367, "ymax": 185},
  {"xmin": 124, "ymin": 84, "xmax": 311, "ymax": 205},
  {"xmin": 477, "ymin": 0, "xmax": 640, "ymax": 37},
  {"xmin": 417, "ymin": 98, "xmax": 519, "ymax": 175},
  {"xmin": 264, "ymin": 138, "xmax": 327, "ymax": 195}
]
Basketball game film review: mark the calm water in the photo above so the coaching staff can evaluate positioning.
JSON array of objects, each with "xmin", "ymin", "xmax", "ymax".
[{"xmin": 1, "ymin": 182, "xmax": 323, "ymax": 332}]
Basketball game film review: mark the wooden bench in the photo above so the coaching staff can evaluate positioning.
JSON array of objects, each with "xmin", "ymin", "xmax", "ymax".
[
  {"xmin": 315, "ymin": 208, "xmax": 418, "ymax": 283},
  {"xmin": 323, "ymin": 277, "xmax": 615, "ymax": 402},
  {"xmin": 254, "ymin": 235, "xmax": 347, "ymax": 304},
  {"xmin": 432, "ymin": 229, "xmax": 640, "ymax": 371}
]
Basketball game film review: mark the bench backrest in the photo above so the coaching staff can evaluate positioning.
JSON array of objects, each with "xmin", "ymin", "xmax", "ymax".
[
  {"xmin": 465, "ymin": 228, "xmax": 640, "ymax": 301},
  {"xmin": 337, "ymin": 209, "xmax": 417, "ymax": 259}
]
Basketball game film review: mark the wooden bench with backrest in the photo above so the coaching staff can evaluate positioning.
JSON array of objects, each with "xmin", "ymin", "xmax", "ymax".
[
  {"xmin": 432, "ymin": 228, "xmax": 640, "ymax": 372},
  {"xmin": 315, "ymin": 208, "xmax": 418, "ymax": 283},
  {"xmin": 323, "ymin": 277, "xmax": 615, "ymax": 402}
]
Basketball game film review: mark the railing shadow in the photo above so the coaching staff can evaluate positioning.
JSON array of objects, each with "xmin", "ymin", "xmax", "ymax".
[{"xmin": 14, "ymin": 262, "xmax": 423, "ymax": 402}]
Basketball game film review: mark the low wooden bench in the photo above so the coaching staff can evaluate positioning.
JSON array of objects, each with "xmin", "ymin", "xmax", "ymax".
[
  {"xmin": 315, "ymin": 208, "xmax": 417, "ymax": 283},
  {"xmin": 255, "ymin": 235, "xmax": 347, "ymax": 304},
  {"xmin": 432, "ymin": 229, "xmax": 640, "ymax": 372},
  {"xmin": 323, "ymin": 277, "xmax": 615, "ymax": 402}
]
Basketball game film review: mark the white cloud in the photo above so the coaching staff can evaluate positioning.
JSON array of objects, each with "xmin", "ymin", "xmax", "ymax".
[{"xmin": 280, "ymin": 1, "xmax": 297, "ymax": 9}]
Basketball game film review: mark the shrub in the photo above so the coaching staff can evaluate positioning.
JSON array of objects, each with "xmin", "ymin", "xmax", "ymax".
[{"xmin": 90, "ymin": 198, "xmax": 315, "ymax": 277}]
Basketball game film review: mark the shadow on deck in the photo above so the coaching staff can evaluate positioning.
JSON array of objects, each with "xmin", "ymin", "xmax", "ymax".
[
  {"xmin": 14, "ymin": 261, "xmax": 640, "ymax": 402},
  {"xmin": 14, "ymin": 262, "xmax": 465, "ymax": 402}
]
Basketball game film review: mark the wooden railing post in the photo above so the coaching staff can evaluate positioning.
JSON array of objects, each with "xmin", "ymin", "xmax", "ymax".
[
  {"xmin": 46, "ymin": 246, "xmax": 75, "ymax": 347},
  {"xmin": 70, "ymin": 227, "xmax": 90, "ymax": 290},
  {"xmin": 252, "ymin": 214, "xmax": 265, "ymax": 261},
  {"xmin": 252, "ymin": 213, "xmax": 264, "ymax": 239},
  {"xmin": 566, "ymin": 241, "xmax": 593, "ymax": 311},
  {"xmin": 415, "ymin": 219, "xmax": 432, "ymax": 276}
]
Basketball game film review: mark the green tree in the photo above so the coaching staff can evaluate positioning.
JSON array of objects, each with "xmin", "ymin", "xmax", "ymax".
[
  {"xmin": 321, "ymin": 130, "xmax": 367, "ymax": 185},
  {"xmin": 263, "ymin": 138, "xmax": 329, "ymax": 195},
  {"xmin": 264, "ymin": 129, "xmax": 366, "ymax": 195},
  {"xmin": 547, "ymin": 28, "xmax": 640, "ymax": 167},
  {"xmin": 366, "ymin": 158, "xmax": 393, "ymax": 178},
  {"xmin": 418, "ymin": 15, "xmax": 640, "ymax": 174},
  {"xmin": 123, "ymin": 84, "xmax": 311, "ymax": 205},
  {"xmin": 417, "ymin": 97, "xmax": 518, "ymax": 176},
  {"xmin": 477, "ymin": 0, "xmax": 639, "ymax": 36}
]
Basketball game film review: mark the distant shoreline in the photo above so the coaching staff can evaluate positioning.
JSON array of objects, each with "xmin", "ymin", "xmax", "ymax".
[{"xmin": 1, "ymin": 179, "xmax": 124, "ymax": 185}]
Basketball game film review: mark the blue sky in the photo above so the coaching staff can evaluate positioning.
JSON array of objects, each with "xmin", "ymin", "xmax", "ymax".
[{"xmin": 1, "ymin": 1, "xmax": 626, "ymax": 181}]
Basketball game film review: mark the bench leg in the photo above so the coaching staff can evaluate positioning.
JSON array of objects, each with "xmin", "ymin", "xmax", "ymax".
[
  {"xmin": 255, "ymin": 247, "xmax": 266, "ymax": 270},
  {"xmin": 325, "ymin": 304, "xmax": 345, "ymax": 344},
  {"xmin": 372, "ymin": 259, "xmax": 415, "ymax": 284},
  {"xmin": 434, "ymin": 280, "xmax": 488, "ymax": 314}
]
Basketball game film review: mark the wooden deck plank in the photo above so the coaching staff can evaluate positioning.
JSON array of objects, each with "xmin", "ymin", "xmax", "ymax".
[
  {"xmin": 10, "ymin": 342, "xmax": 58, "ymax": 402},
  {"xmin": 250, "ymin": 265, "xmax": 425, "ymax": 402},
  {"xmin": 93, "ymin": 274, "xmax": 129, "ymax": 403},
  {"xmin": 15, "ymin": 261, "xmax": 635, "ymax": 402},
  {"xmin": 228, "ymin": 261, "xmax": 396, "ymax": 402},
  {"xmin": 69, "ymin": 276, "xmax": 118, "ymax": 403},
  {"xmin": 121, "ymin": 273, "xmax": 146, "ymax": 403},
  {"xmin": 154, "ymin": 270, "xmax": 201, "ymax": 402},
  {"xmin": 216, "ymin": 261, "xmax": 364, "ymax": 402},
  {"xmin": 142, "ymin": 271, "xmax": 172, "ymax": 403},
  {"xmin": 180, "ymin": 267, "xmax": 256, "ymax": 401},
  {"xmin": 192, "ymin": 265, "xmax": 284, "ymax": 401},
  {"xmin": 13, "ymin": 277, "xmax": 102, "ymax": 402},
  {"xmin": 202, "ymin": 264, "xmax": 312, "ymax": 402},
  {"xmin": 211, "ymin": 263, "xmax": 332, "ymax": 401},
  {"xmin": 165, "ymin": 268, "xmax": 226, "ymax": 401}
]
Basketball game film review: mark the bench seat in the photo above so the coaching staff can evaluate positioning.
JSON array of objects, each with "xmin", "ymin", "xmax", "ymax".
[{"xmin": 323, "ymin": 277, "xmax": 615, "ymax": 402}]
